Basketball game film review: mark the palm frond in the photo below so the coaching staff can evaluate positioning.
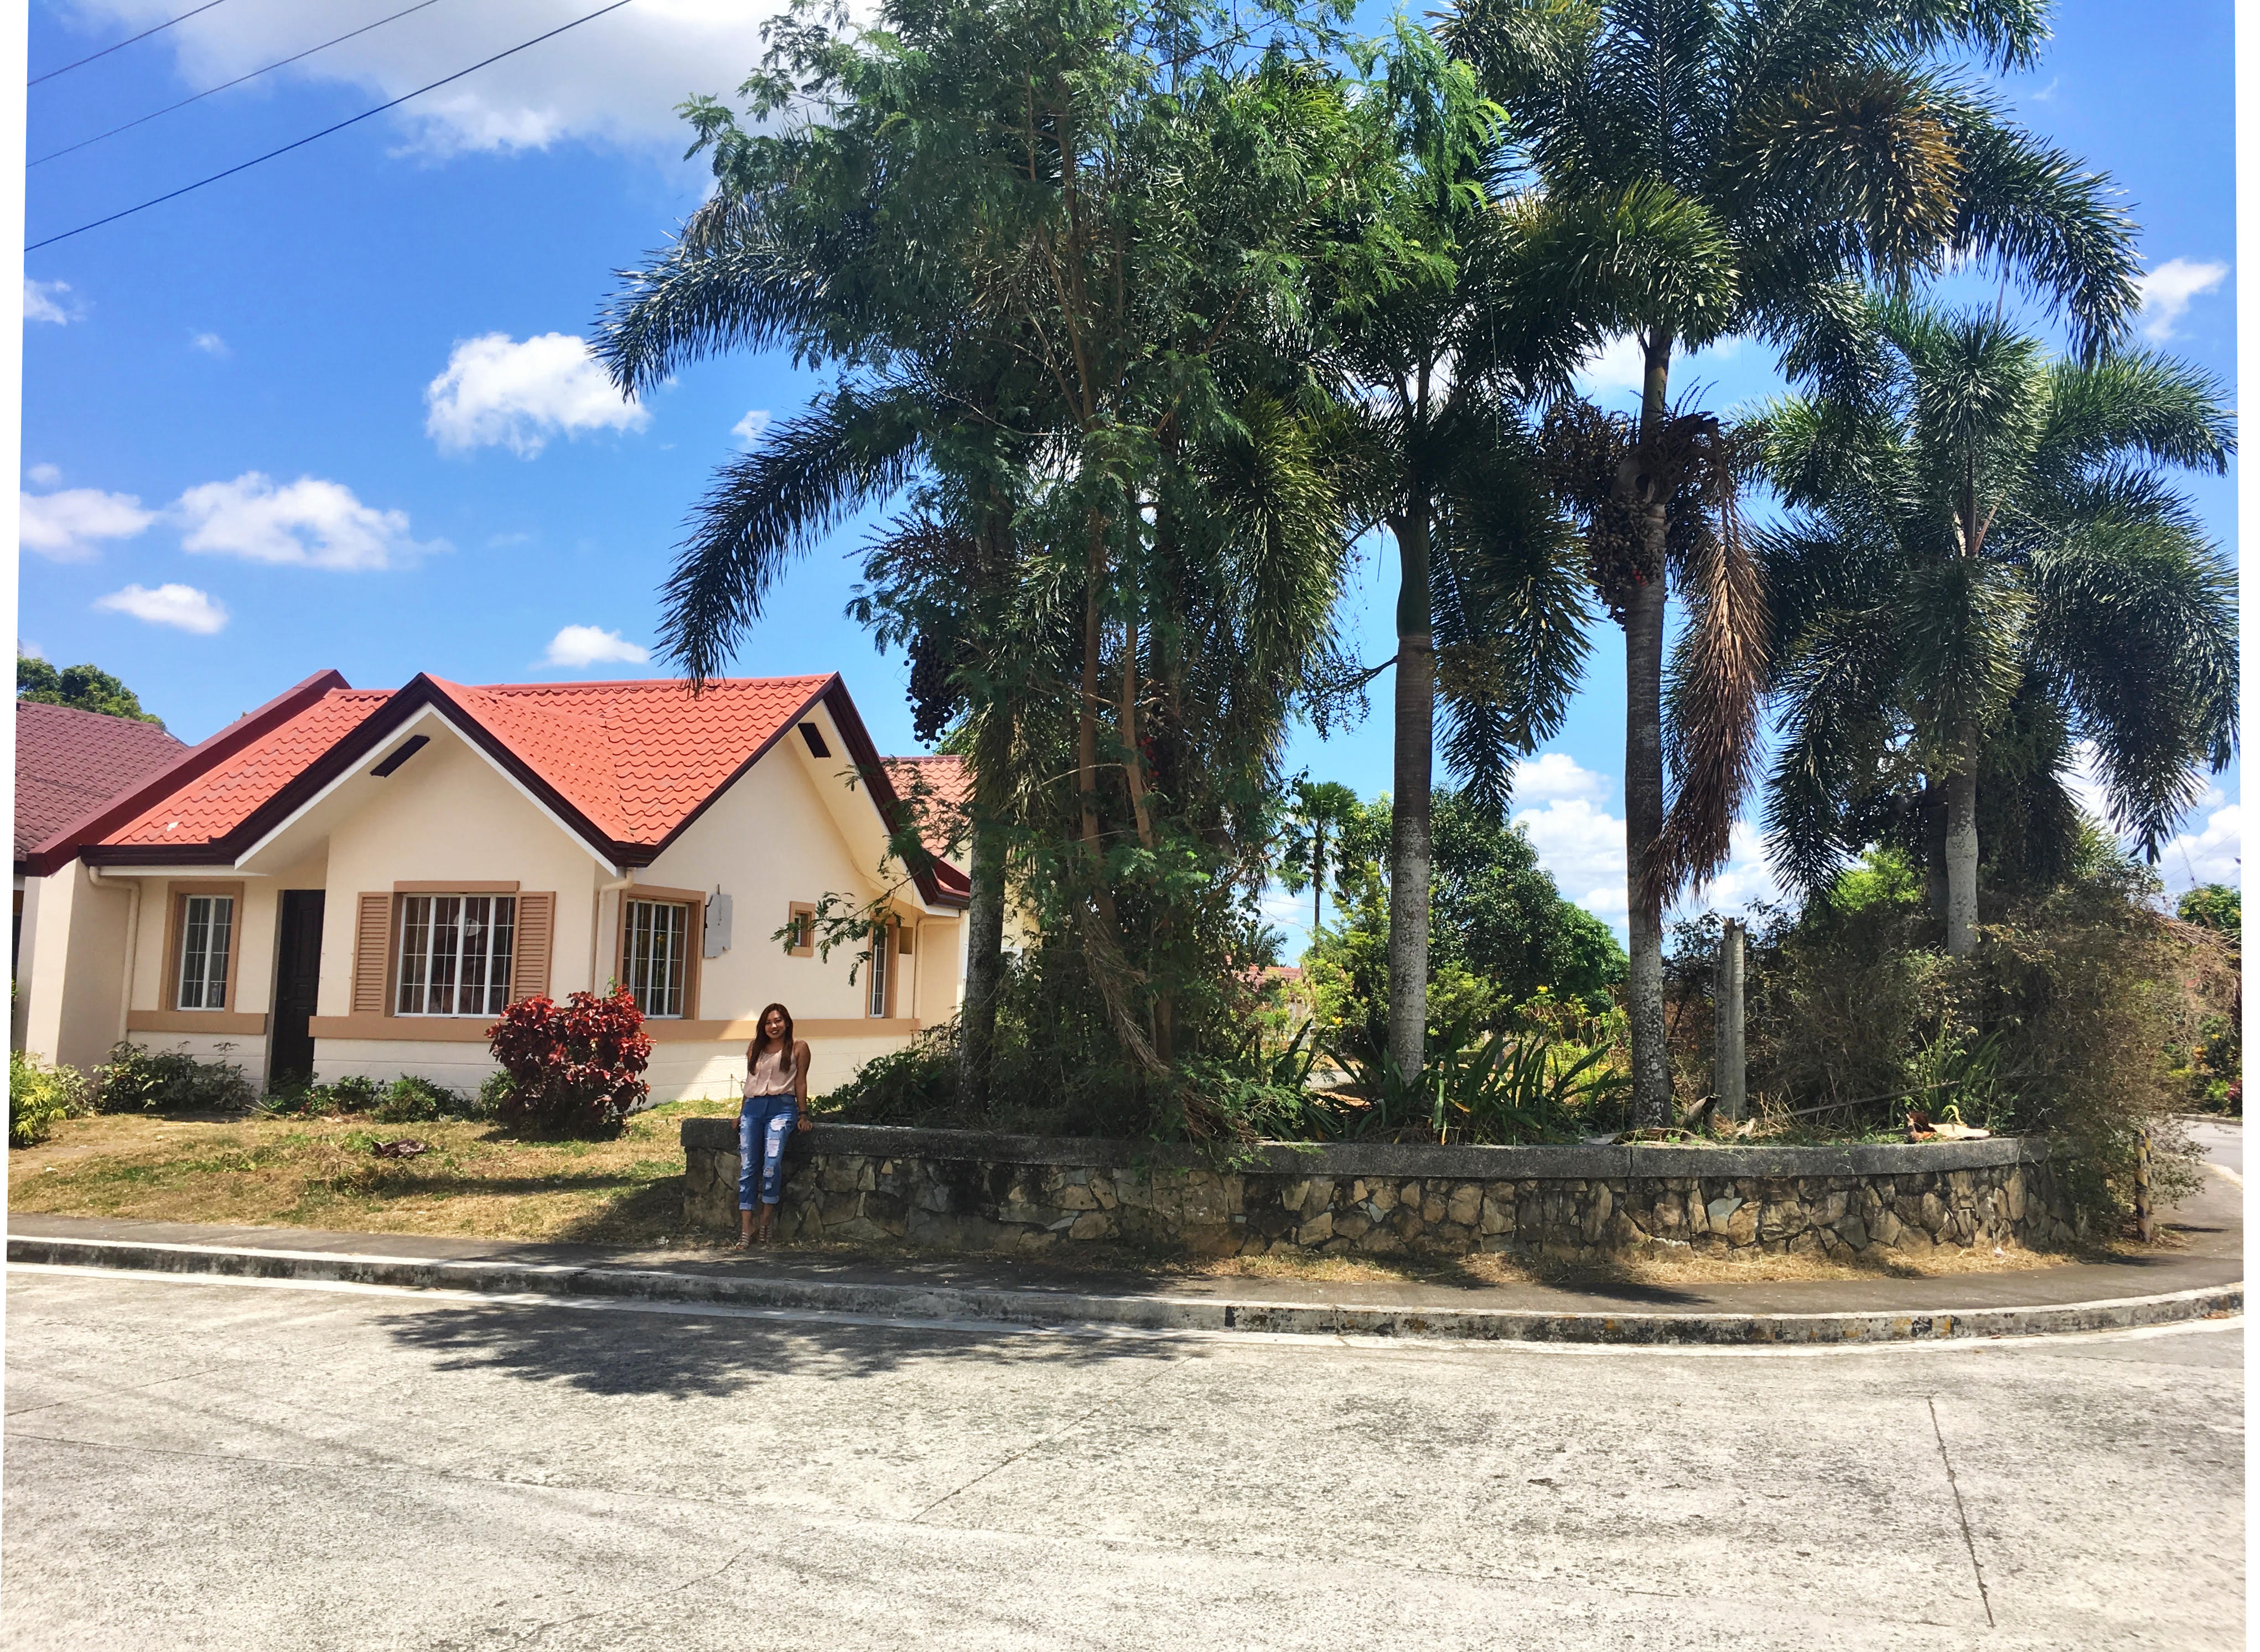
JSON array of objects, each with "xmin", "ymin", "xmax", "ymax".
[{"xmin": 659, "ymin": 388, "xmax": 921, "ymax": 683}]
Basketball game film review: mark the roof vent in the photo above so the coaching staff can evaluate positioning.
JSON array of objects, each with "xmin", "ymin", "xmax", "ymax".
[
  {"xmin": 797, "ymin": 722, "xmax": 832, "ymax": 759},
  {"xmin": 371, "ymin": 735, "xmax": 430, "ymax": 778}
]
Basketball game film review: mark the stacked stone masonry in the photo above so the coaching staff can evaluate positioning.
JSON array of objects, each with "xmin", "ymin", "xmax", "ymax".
[{"xmin": 682, "ymin": 1121, "xmax": 2080, "ymax": 1263}]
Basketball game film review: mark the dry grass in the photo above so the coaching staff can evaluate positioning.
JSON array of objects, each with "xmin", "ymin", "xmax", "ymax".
[
  {"xmin": 9, "ymin": 1106, "xmax": 2083, "ymax": 1287},
  {"xmin": 6, "ymin": 1101, "xmax": 744, "ymax": 1248}
]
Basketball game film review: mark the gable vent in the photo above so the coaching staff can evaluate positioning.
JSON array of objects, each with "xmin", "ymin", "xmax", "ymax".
[
  {"xmin": 797, "ymin": 722, "xmax": 832, "ymax": 759},
  {"xmin": 371, "ymin": 735, "xmax": 430, "ymax": 778}
]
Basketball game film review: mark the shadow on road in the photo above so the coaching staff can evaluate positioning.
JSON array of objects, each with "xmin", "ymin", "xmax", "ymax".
[{"xmin": 374, "ymin": 1297, "xmax": 1178, "ymax": 1398}]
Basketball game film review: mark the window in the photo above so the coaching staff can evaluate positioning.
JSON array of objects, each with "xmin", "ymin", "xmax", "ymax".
[
  {"xmin": 786, "ymin": 902, "xmax": 815, "ymax": 957},
  {"xmin": 624, "ymin": 899, "xmax": 690, "ymax": 1018},
  {"xmin": 175, "ymin": 893, "xmax": 234, "ymax": 1009},
  {"xmin": 396, "ymin": 894, "xmax": 516, "ymax": 1016},
  {"xmin": 867, "ymin": 922, "xmax": 891, "ymax": 1018}
]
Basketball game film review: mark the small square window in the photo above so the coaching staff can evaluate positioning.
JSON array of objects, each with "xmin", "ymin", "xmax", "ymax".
[{"xmin": 787, "ymin": 902, "xmax": 816, "ymax": 958}]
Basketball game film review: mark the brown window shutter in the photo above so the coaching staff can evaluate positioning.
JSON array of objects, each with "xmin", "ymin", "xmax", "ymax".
[
  {"xmin": 351, "ymin": 893, "xmax": 392, "ymax": 1015},
  {"xmin": 511, "ymin": 892, "xmax": 555, "ymax": 1002}
]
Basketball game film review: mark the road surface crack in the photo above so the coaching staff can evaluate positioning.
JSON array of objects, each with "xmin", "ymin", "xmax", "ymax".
[{"xmin": 1929, "ymin": 1394, "xmax": 1995, "ymax": 1628}]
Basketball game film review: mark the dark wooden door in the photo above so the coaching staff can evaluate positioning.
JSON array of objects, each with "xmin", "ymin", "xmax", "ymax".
[{"xmin": 269, "ymin": 890, "xmax": 325, "ymax": 1087}]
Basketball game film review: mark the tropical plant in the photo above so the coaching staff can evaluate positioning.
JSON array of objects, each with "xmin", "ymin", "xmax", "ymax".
[
  {"xmin": 596, "ymin": 0, "xmax": 1383, "ymax": 1107},
  {"xmin": 1753, "ymin": 302, "xmax": 2236, "ymax": 951},
  {"xmin": 1313, "ymin": 23, "xmax": 1596, "ymax": 1078},
  {"xmin": 1444, "ymin": 0, "xmax": 2146, "ymax": 1123},
  {"xmin": 10, "ymin": 1049, "xmax": 92, "ymax": 1146},
  {"xmin": 487, "ymin": 989, "xmax": 652, "ymax": 1136},
  {"xmin": 1277, "ymin": 777, "xmax": 1362, "ymax": 938},
  {"xmin": 97, "ymin": 1042, "xmax": 256, "ymax": 1114}
]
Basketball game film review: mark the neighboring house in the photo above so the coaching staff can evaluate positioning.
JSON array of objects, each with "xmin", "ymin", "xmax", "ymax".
[
  {"xmin": 16, "ymin": 669, "xmax": 970, "ymax": 1100},
  {"xmin": 13, "ymin": 700, "xmax": 189, "ymax": 1050}
]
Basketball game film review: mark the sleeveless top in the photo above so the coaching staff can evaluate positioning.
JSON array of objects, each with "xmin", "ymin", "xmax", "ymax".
[{"xmin": 745, "ymin": 1044, "xmax": 796, "ymax": 1097}]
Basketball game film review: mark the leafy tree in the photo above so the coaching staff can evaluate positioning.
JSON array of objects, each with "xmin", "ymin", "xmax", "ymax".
[
  {"xmin": 597, "ymin": 0, "xmax": 1381, "ymax": 1122},
  {"xmin": 2179, "ymin": 884, "xmax": 2240, "ymax": 939},
  {"xmin": 15, "ymin": 657, "xmax": 163, "ymax": 726},
  {"xmin": 1308, "ymin": 786, "xmax": 1625, "ymax": 1061},
  {"xmin": 1443, "ymin": 0, "xmax": 2144, "ymax": 1122},
  {"xmin": 1754, "ymin": 302, "xmax": 2236, "ymax": 952}
]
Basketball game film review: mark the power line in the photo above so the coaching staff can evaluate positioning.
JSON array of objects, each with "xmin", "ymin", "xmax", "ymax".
[
  {"xmin": 31, "ymin": 0, "xmax": 234, "ymax": 87},
  {"xmin": 33, "ymin": 0, "xmax": 453, "ymax": 169},
  {"xmin": 27, "ymin": 0, "xmax": 637, "ymax": 253}
]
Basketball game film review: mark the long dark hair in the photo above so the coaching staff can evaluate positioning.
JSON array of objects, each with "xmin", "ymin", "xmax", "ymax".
[{"xmin": 749, "ymin": 1002, "xmax": 796, "ymax": 1078}]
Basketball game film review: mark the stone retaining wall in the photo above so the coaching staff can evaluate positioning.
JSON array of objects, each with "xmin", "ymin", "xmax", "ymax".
[{"xmin": 681, "ymin": 1120, "xmax": 2082, "ymax": 1264}]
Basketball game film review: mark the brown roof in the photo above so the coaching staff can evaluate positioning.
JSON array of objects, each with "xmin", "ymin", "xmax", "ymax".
[
  {"xmin": 14, "ymin": 701, "xmax": 188, "ymax": 867},
  {"xmin": 32, "ymin": 669, "xmax": 967, "ymax": 910}
]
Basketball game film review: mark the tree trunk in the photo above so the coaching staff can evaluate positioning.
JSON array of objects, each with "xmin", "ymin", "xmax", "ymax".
[
  {"xmin": 956, "ymin": 714, "xmax": 1011, "ymax": 1107},
  {"xmin": 1312, "ymin": 825, "xmax": 1326, "ymax": 939},
  {"xmin": 1943, "ymin": 731, "xmax": 1979, "ymax": 957},
  {"xmin": 1624, "ymin": 571, "xmax": 1671, "ymax": 1125},
  {"xmin": 1624, "ymin": 331, "xmax": 1675, "ymax": 1128},
  {"xmin": 1386, "ymin": 507, "xmax": 1435, "ymax": 1081}
]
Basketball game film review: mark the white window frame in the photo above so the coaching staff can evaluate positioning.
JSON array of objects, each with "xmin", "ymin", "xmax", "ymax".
[
  {"xmin": 175, "ymin": 893, "xmax": 234, "ymax": 1011},
  {"xmin": 623, "ymin": 899, "xmax": 690, "ymax": 1019},
  {"xmin": 396, "ymin": 893, "xmax": 517, "ymax": 1017},
  {"xmin": 867, "ymin": 921, "xmax": 891, "ymax": 1018}
]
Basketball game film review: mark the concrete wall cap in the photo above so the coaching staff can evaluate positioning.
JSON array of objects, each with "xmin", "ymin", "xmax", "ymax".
[{"xmin": 680, "ymin": 1117, "xmax": 2048, "ymax": 1177}]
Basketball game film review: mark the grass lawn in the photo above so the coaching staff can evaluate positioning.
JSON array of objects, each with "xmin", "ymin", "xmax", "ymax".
[{"xmin": 7, "ymin": 1099, "xmax": 744, "ymax": 1249}]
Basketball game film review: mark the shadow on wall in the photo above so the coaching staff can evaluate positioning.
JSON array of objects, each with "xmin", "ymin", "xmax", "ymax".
[{"xmin": 372, "ymin": 1298, "xmax": 1179, "ymax": 1399}]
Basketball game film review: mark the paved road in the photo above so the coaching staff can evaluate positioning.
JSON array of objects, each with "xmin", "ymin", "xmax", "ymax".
[{"xmin": 1, "ymin": 1268, "xmax": 2242, "ymax": 1651}]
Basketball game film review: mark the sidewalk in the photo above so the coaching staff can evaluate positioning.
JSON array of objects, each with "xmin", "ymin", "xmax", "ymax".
[{"xmin": 9, "ymin": 1156, "xmax": 2239, "ymax": 1344}]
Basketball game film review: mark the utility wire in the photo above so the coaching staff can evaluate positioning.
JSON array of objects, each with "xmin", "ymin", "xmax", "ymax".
[
  {"xmin": 33, "ymin": 0, "xmax": 453, "ymax": 169},
  {"xmin": 27, "ymin": 0, "xmax": 636, "ymax": 253},
  {"xmin": 31, "ymin": 0, "xmax": 234, "ymax": 87}
]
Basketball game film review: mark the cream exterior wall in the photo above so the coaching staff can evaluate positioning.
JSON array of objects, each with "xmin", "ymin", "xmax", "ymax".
[{"xmin": 18, "ymin": 862, "xmax": 133, "ymax": 1073}]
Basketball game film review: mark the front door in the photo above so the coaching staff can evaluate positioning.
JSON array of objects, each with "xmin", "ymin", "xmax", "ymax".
[{"xmin": 269, "ymin": 890, "xmax": 325, "ymax": 1087}]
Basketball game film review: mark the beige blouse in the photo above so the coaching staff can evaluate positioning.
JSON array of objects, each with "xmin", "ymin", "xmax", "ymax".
[{"xmin": 745, "ymin": 1044, "xmax": 798, "ymax": 1097}]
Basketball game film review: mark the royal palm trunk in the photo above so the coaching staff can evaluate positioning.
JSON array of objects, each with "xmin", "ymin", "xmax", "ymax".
[{"xmin": 1386, "ymin": 507, "xmax": 1436, "ymax": 1081}]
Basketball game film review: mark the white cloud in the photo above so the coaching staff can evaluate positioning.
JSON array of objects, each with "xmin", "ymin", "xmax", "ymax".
[
  {"xmin": 2159, "ymin": 802, "xmax": 2241, "ymax": 890},
  {"xmin": 20, "ymin": 488, "xmax": 155, "ymax": 561},
  {"xmin": 94, "ymin": 582, "xmax": 229, "ymax": 635},
  {"xmin": 175, "ymin": 472, "xmax": 437, "ymax": 570},
  {"xmin": 1511, "ymin": 750, "xmax": 1612, "ymax": 805},
  {"xmin": 24, "ymin": 277, "xmax": 77, "ymax": 325},
  {"xmin": 65, "ymin": 0, "xmax": 791, "ymax": 158},
  {"xmin": 2136, "ymin": 258, "xmax": 2228, "ymax": 342},
  {"xmin": 732, "ymin": 408, "xmax": 771, "ymax": 447},
  {"xmin": 190, "ymin": 330, "xmax": 229, "ymax": 356},
  {"xmin": 1513, "ymin": 796, "xmax": 1630, "ymax": 924},
  {"xmin": 1575, "ymin": 334, "xmax": 1647, "ymax": 398},
  {"xmin": 1681, "ymin": 818, "xmax": 1785, "ymax": 916},
  {"xmin": 26, "ymin": 463, "xmax": 61, "ymax": 486},
  {"xmin": 18, "ymin": 638, "xmax": 43, "ymax": 660},
  {"xmin": 543, "ymin": 624, "xmax": 649, "ymax": 667},
  {"xmin": 424, "ymin": 332, "xmax": 648, "ymax": 457}
]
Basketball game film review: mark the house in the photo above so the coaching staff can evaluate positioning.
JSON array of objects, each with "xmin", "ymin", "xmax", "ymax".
[
  {"xmin": 14, "ymin": 668, "xmax": 970, "ymax": 1101},
  {"xmin": 13, "ymin": 699, "xmax": 190, "ymax": 1050}
]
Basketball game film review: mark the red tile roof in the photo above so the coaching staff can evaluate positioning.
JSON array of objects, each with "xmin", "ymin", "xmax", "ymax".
[
  {"xmin": 14, "ymin": 702, "xmax": 188, "ymax": 863},
  {"xmin": 60, "ymin": 671, "xmax": 966, "ymax": 908},
  {"xmin": 883, "ymin": 755, "xmax": 971, "ymax": 834}
]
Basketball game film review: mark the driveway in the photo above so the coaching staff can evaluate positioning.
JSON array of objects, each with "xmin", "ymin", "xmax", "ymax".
[{"xmin": 1, "ymin": 1267, "xmax": 2241, "ymax": 1650}]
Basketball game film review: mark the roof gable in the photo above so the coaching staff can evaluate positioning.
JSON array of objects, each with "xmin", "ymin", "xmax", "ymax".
[{"xmin": 61, "ymin": 670, "xmax": 967, "ymax": 908}]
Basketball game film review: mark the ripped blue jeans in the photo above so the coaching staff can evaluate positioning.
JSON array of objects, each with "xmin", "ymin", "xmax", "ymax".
[{"xmin": 738, "ymin": 1094, "xmax": 798, "ymax": 1209}]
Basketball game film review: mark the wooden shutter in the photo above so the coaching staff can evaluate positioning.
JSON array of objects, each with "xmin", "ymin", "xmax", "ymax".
[
  {"xmin": 351, "ymin": 893, "xmax": 392, "ymax": 1015},
  {"xmin": 511, "ymin": 892, "xmax": 554, "ymax": 1002}
]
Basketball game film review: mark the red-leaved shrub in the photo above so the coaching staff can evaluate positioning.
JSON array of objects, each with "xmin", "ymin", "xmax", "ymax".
[{"xmin": 487, "ymin": 987, "xmax": 652, "ymax": 1135}]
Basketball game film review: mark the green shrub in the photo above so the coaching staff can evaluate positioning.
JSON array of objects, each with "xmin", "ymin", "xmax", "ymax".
[
  {"xmin": 476, "ymin": 1070, "xmax": 516, "ymax": 1118},
  {"xmin": 10, "ymin": 1049, "xmax": 92, "ymax": 1146},
  {"xmin": 372, "ymin": 1075, "xmax": 476, "ymax": 1123},
  {"xmin": 97, "ymin": 1042, "xmax": 256, "ymax": 1115}
]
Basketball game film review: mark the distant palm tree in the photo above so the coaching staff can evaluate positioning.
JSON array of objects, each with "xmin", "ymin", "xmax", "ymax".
[
  {"xmin": 1754, "ymin": 301, "xmax": 2236, "ymax": 950},
  {"xmin": 1443, "ymin": 0, "xmax": 2143, "ymax": 1122}
]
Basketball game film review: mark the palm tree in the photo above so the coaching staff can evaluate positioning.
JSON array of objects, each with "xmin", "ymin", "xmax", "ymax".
[
  {"xmin": 1279, "ymin": 778, "xmax": 1362, "ymax": 937},
  {"xmin": 1442, "ymin": 0, "xmax": 2143, "ymax": 1123},
  {"xmin": 1320, "ymin": 26, "xmax": 1596, "ymax": 1081},
  {"xmin": 1754, "ymin": 301, "xmax": 2236, "ymax": 948}
]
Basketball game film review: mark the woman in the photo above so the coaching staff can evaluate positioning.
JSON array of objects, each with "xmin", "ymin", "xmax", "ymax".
[{"xmin": 738, "ymin": 1002, "xmax": 812, "ymax": 1247}]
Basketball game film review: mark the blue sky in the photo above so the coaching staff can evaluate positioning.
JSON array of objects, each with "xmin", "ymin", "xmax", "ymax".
[{"xmin": 19, "ymin": 0, "xmax": 2238, "ymax": 946}]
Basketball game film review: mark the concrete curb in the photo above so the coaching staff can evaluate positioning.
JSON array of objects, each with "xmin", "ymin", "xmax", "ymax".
[{"xmin": 7, "ymin": 1232, "xmax": 2242, "ymax": 1346}]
